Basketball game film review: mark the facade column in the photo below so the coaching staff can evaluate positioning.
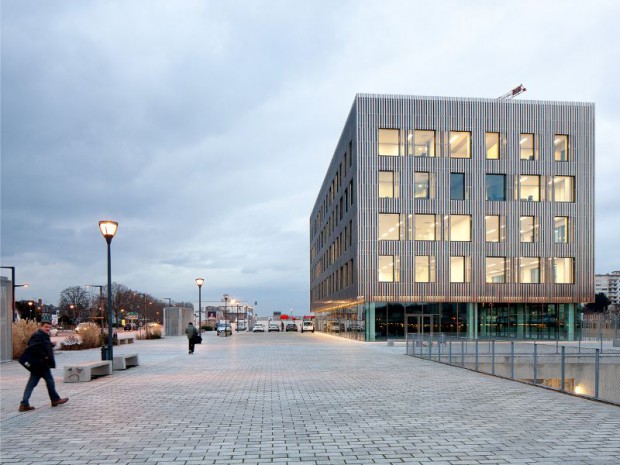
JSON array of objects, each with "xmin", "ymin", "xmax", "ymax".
[
  {"xmin": 467, "ymin": 302, "xmax": 478, "ymax": 339},
  {"xmin": 517, "ymin": 304, "xmax": 525, "ymax": 339},
  {"xmin": 567, "ymin": 303, "xmax": 575, "ymax": 341},
  {"xmin": 366, "ymin": 302, "xmax": 375, "ymax": 341}
]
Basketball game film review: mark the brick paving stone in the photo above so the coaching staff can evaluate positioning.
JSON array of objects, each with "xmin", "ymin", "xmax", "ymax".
[{"xmin": 1, "ymin": 332, "xmax": 619, "ymax": 464}]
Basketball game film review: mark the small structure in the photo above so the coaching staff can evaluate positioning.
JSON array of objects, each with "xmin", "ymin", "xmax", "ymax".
[{"xmin": 163, "ymin": 307, "xmax": 194, "ymax": 336}]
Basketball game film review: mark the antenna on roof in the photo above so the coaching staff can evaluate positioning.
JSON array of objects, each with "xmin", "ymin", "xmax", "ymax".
[{"xmin": 498, "ymin": 84, "xmax": 526, "ymax": 100}]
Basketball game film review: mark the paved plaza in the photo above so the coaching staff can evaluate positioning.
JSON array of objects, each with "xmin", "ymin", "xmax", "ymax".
[{"xmin": 1, "ymin": 331, "xmax": 619, "ymax": 464}]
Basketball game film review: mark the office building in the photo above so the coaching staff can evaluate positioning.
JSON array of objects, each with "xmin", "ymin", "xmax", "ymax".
[{"xmin": 310, "ymin": 94, "xmax": 594, "ymax": 341}]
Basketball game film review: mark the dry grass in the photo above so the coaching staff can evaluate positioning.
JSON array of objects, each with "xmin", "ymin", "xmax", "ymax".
[
  {"xmin": 137, "ymin": 324, "xmax": 163, "ymax": 339},
  {"xmin": 12, "ymin": 320, "xmax": 39, "ymax": 359},
  {"xmin": 80, "ymin": 324, "xmax": 101, "ymax": 349}
]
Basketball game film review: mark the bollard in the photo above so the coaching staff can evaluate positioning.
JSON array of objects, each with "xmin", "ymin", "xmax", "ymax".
[
  {"xmin": 475, "ymin": 339, "xmax": 479, "ymax": 371},
  {"xmin": 491, "ymin": 339, "xmax": 496, "ymax": 375},
  {"xmin": 533, "ymin": 343, "xmax": 538, "ymax": 385},
  {"xmin": 561, "ymin": 346, "xmax": 565, "ymax": 391},
  {"xmin": 449, "ymin": 339, "xmax": 452, "ymax": 364},
  {"xmin": 595, "ymin": 348, "xmax": 600, "ymax": 399},
  {"xmin": 510, "ymin": 341, "xmax": 515, "ymax": 379},
  {"xmin": 461, "ymin": 340, "xmax": 465, "ymax": 367}
]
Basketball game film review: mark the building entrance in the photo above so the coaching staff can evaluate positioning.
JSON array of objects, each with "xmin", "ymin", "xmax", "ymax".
[{"xmin": 405, "ymin": 314, "xmax": 437, "ymax": 340}]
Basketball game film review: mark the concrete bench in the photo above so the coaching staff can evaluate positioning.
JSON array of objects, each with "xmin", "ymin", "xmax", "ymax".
[
  {"xmin": 116, "ymin": 335, "xmax": 135, "ymax": 345},
  {"xmin": 113, "ymin": 353, "xmax": 140, "ymax": 371},
  {"xmin": 63, "ymin": 360, "xmax": 112, "ymax": 383}
]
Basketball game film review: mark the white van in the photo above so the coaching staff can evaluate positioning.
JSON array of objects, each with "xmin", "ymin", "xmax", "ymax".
[{"xmin": 301, "ymin": 320, "xmax": 314, "ymax": 333}]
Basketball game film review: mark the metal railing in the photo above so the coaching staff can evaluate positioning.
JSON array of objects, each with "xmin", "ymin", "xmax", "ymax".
[{"xmin": 406, "ymin": 334, "xmax": 620, "ymax": 406}]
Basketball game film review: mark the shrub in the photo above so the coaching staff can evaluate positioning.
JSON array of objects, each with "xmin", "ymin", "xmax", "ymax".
[
  {"xmin": 79, "ymin": 323, "xmax": 101, "ymax": 349},
  {"xmin": 59, "ymin": 335, "xmax": 82, "ymax": 351},
  {"xmin": 12, "ymin": 319, "xmax": 39, "ymax": 359}
]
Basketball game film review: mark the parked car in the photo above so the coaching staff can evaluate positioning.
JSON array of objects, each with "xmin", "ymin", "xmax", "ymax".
[
  {"xmin": 268, "ymin": 322, "xmax": 280, "ymax": 332},
  {"xmin": 301, "ymin": 320, "xmax": 315, "ymax": 333},
  {"xmin": 124, "ymin": 323, "xmax": 138, "ymax": 331},
  {"xmin": 217, "ymin": 323, "xmax": 232, "ymax": 336},
  {"xmin": 253, "ymin": 322, "xmax": 266, "ymax": 332},
  {"xmin": 75, "ymin": 322, "xmax": 97, "ymax": 334},
  {"xmin": 285, "ymin": 323, "xmax": 298, "ymax": 332},
  {"xmin": 236, "ymin": 321, "xmax": 246, "ymax": 332}
]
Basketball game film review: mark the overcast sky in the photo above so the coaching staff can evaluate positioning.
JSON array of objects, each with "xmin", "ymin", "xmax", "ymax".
[{"xmin": 1, "ymin": 0, "xmax": 619, "ymax": 316}]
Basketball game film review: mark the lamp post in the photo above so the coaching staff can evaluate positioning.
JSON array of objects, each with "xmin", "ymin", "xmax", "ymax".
[
  {"xmin": 164, "ymin": 297, "xmax": 172, "ymax": 306},
  {"xmin": 86, "ymin": 284, "xmax": 104, "ymax": 338},
  {"xmin": 1, "ymin": 266, "xmax": 29, "ymax": 322},
  {"xmin": 195, "ymin": 278, "xmax": 204, "ymax": 332},
  {"xmin": 98, "ymin": 220, "xmax": 118, "ymax": 361}
]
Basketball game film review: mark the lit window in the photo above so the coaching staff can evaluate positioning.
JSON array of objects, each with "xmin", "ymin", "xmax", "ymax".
[
  {"xmin": 520, "ymin": 133, "xmax": 537, "ymax": 160},
  {"xmin": 519, "ymin": 175, "xmax": 540, "ymax": 201},
  {"xmin": 554, "ymin": 257, "xmax": 574, "ymax": 284},
  {"xmin": 450, "ymin": 173, "xmax": 465, "ymax": 200},
  {"xmin": 379, "ymin": 171, "xmax": 398, "ymax": 198},
  {"xmin": 411, "ymin": 130, "xmax": 435, "ymax": 157},
  {"xmin": 554, "ymin": 217, "xmax": 569, "ymax": 243},
  {"xmin": 554, "ymin": 135, "xmax": 569, "ymax": 161},
  {"xmin": 415, "ymin": 255, "xmax": 435, "ymax": 282},
  {"xmin": 520, "ymin": 216, "xmax": 535, "ymax": 243},
  {"xmin": 415, "ymin": 214, "xmax": 437, "ymax": 241},
  {"xmin": 378, "ymin": 214, "xmax": 400, "ymax": 240},
  {"xmin": 486, "ymin": 257, "xmax": 506, "ymax": 283},
  {"xmin": 521, "ymin": 257, "xmax": 541, "ymax": 283},
  {"xmin": 450, "ymin": 215, "xmax": 471, "ymax": 242},
  {"xmin": 414, "ymin": 172, "xmax": 430, "ymax": 199},
  {"xmin": 486, "ymin": 132, "xmax": 500, "ymax": 159},
  {"xmin": 554, "ymin": 176, "xmax": 575, "ymax": 202},
  {"xmin": 379, "ymin": 255, "xmax": 399, "ymax": 282},
  {"xmin": 450, "ymin": 256, "xmax": 468, "ymax": 283},
  {"xmin": 485, "ymin": 215, "xmax": 501, "ymax": 242},
  {"xmin": 486, "ymin": 174, "xmax": 506, "ymax": 201},
  {"xmin": 378, "ymin": 129, "xmax": 400, "ymax": 156},
  {"xmin": 449, "ymin": 131, "xmax": 471, "ymax": 158}
]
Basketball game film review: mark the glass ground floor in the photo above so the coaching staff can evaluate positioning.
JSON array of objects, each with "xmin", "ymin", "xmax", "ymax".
[{"xmin": 315, "ymin": 302, "xmax": 578, "ymax": 341}]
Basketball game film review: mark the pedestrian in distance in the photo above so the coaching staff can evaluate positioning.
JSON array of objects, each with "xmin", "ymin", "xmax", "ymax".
[
  {"xmin": 185, "ymin": 322, "xmax": 198, "ymax": 354},
  {"xmin": 18, "ymin": 319, "xmax": 68, "ymax": 412}
]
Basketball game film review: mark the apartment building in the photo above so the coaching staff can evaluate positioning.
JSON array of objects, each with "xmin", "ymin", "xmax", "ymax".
[
  {"xmin": 595, "ymin": 271, "xmax": 620, "ymax": 304},
  {"xmin": 310, "ymin": 94, "xmax": 594, "ymax": 341}
]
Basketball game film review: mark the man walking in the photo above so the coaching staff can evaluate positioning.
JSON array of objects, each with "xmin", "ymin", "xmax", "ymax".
[
  {"xmin": 18, "ymin": 320, "xmax": 68, "ymax": 412},
  {"xmin": 185, "ymin": 322, "xmax": 198, "ymax": 354}
]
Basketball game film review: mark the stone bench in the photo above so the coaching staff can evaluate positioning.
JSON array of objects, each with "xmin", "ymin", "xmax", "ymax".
[
  {"xmin": 113, "ymin": 353, "xmax": 140, "ymax": 371},
  {"xmin": 63, "ymin": 360, "xmax": 113, "ymax": 383},
  {"xmin": 116, "ymin": 335, "xmax": 135, "ymax": 345}
]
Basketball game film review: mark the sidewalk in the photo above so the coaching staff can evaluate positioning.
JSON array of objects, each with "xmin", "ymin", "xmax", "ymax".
[{"xmin": 2, "ymin": 331, "xmax": 619, "ymax": 464}]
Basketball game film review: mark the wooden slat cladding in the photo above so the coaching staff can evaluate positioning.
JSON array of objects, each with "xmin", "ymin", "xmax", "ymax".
[{"xmin": 310, "ymin": 94, "xmax": 594, "ymax": 313}]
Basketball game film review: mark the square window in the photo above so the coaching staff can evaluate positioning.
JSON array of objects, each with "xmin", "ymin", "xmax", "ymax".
[
  {"xmin": 519, "ymin": 175, "xmax": 540, "ymax": 201},
  {"xmin": 450, "ymin": 173, "xmax": 465, "ymax": 200},
  {"xmin": 450, "ymin": 215, "xmax": 471, "ymax": 241},
  {"xmin": 415, "ymin": 214, "xmax": 437, "ymax": 241},
  {"xmin": 486, "ymin": 132, "xmax": 500, "ymax": 159},
  {"xmin": 486, "ymin": 257, "xmax": 506, "ymax": 283},
  {"xmin": 554, "ymin": 257, "xmax": 574, "ymax": 284},
  {"xmin": 520, "ymin": 216, "xmax": 535, "ymax": 242},
  {"xmin": 485, "ymin": 215, "xmax": 501, "ymax": 242},
  {"xmin": 521, "ymin": 257, "xmax": 541, "ymax": 283},
  {"xmin": 378, "ymin": 214, "xmax": 400, "ymax": 240},
  {"xmin": 520, "ymin": 133, "xmax": 537, "ymax": 160},
  {"xmin": 411, "ymin": 130, "xmax": 435, "ymax": 157},
  {"xmin": 449, "ymin": 131, "xmax": 471, "ymax": 158},
  {"xmin": 486, "ymin": 174, "xmax": 506, "ymax": 201},
  {"xmin": 414, "ymin": 172, "xmax": 430, "ymax": 199},
  {"xmin": 554, "ymin": 217, "xmax": 569, "ymax": 243},
  {"xmin": 451, "ymin": 256, "xmax": 466, "ymax": 283},
  {"xmin": 554, "ymin": 176, "xmax": 575, "ymax": 202},
  {"xmin": 415, "ymin": 255, "xmax": 435, "ymax": 282},
  {"xmin": 378, "ymin": 129, "xmax": 400, "ymax": 156},
  {"xmin": 554, "ymin": 135, "xmax": 569, "ymax": 161}
]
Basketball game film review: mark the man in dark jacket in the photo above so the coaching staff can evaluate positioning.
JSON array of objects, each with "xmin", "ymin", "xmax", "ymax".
[
  {"xmin": 185, "ymin": 322, "xmax": 198, "ymax": 354},
  {"xmin": 19, "ymin": 321, "xmax": 68, "ymax": 412}
]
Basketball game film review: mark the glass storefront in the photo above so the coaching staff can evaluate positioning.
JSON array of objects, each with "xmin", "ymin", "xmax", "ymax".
[{"xmin": 316, "ymin": 302, "xmax": 575, "ymax": 341}]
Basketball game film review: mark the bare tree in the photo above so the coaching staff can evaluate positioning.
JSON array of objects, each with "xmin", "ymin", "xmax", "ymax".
[{"xmin": 58, "ymin": 286, "xmax": 90, "ymax": 322}]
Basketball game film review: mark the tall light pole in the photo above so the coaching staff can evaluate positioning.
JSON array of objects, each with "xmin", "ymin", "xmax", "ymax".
[
  {"xmin": 99, "ymin": 220, "xmax": 118, "ymax": 361},
  {"xmin": 195, "ymin": 278, "xmax": 204, "ymax": 331},
  {"xmin": 1, "ymin": 266, "xmax": 29, "ymax": 322},
  {"xmin": 86, "ymin": 284, "xmax": 104, "ymax": 338}
]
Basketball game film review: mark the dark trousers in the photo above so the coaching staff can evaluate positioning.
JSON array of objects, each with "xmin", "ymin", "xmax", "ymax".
[
  {"xmin": 188, "ymin": 338, "xmax": 195, "ymax": 353},
  {"xmin": 21, "ymin": 368, "xmax": 60, "ymax": 405}
]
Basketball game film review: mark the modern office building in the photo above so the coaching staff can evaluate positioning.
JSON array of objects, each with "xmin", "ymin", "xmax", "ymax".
[
  {"xmin": 595, "ymin": 271, "xmax": 620, "ymax": 304},
  {"xmin": 310, "ymin": 94, "xmax": 594, "ymax": 341}
]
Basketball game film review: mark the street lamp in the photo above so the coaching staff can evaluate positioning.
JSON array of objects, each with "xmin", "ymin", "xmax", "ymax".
[
  {"xmin": 1, "ymin": 266, "xmax": 29, "ymax": 322},
  {"xmin": 195, "ymin": 278, "xmax": 204, "ymax": 332},
  {"xmin": 98, "ymin": 220, "xmax": 118, "ymax": 361}
]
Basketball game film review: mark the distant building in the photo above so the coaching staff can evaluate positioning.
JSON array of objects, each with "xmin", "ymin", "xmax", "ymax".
[
  {"xmin": 595, "ymin": 271, "xmax": 620, "ymax": 304},
  {"xmin": 310, "ymin": 94, "xmax": 595, "ymax": 341}
]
